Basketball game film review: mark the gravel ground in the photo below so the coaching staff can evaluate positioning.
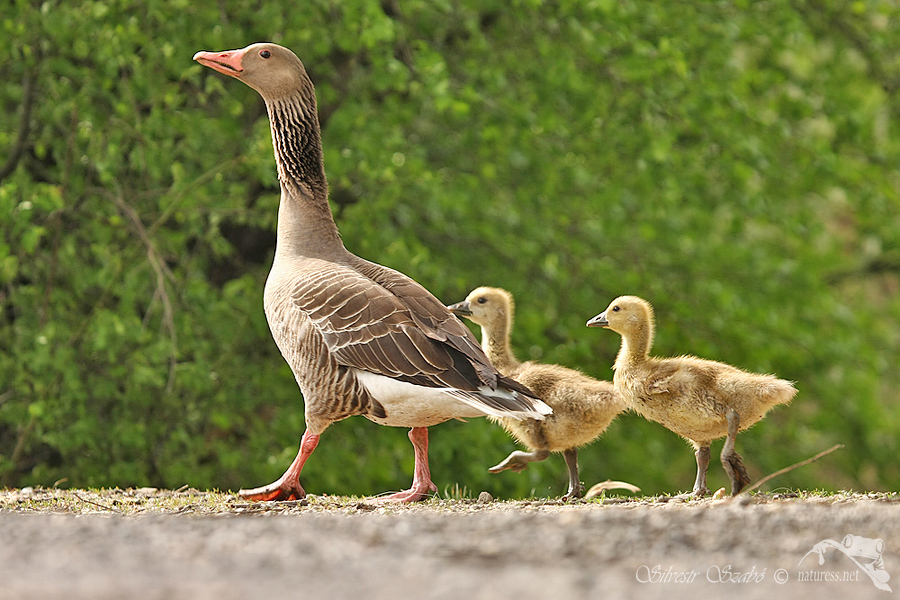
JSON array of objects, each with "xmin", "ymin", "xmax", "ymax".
[{"xmin": 1, "ymin": 488, "xmax": 898, "ymax": 599}]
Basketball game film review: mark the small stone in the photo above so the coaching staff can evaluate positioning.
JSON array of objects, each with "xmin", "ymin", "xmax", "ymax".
[{"xmin": 476, "ymin": 491, "xmax": 493, "ymax": 504}]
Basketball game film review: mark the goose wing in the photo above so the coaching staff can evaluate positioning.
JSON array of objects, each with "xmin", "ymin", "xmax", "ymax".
[{"xmin": 283, "ymin": 259, "xmax": 547, "ymax": 416}]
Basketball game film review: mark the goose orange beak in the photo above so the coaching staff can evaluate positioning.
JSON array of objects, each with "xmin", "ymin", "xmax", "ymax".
[
  {"xmin": 586, "ymin": 311, "xmax": 609, "ymax": 328},
  {"xmin": 194, "ymin": 48, "xmax": 246, "ymax": 77},
  {"xmin": 446, "ymin": 300, "xmax": 472, "ymax": 317}
]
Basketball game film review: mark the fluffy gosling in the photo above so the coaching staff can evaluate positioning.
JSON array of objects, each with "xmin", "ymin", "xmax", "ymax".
[
  {"xmin": 449, "ymin": 287, "xmax": 627, "ymax": 499},
  {"xmin": 587, "ymin": 295, "xmax": 796, "ymax": 496}
]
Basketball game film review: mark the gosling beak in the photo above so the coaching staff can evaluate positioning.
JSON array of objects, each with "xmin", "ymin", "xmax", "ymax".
[
  {"xmin": 447, "ymin": 300, "xmax": 472, "ymax": 317},
  {"xmin": 194, "ymin": 48, "xmax": 246, "ymax": 78},
  {"xmin": 586, "ymin": 311, "xmax": 609, "ymax": 328}
]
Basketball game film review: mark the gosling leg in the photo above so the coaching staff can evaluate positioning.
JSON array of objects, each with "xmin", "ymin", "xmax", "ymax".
[
  {"xmin": 562, "ymin": 448, "xmax": 585, "ymax": 501},
  {"xmin": 488, "ymin": 449, "xmax": 550, "ymax": 473},
  {"xmin": 692, "ymin": 444, "xmax": 711, "ymax": 497},
  {"xmin": 721, "ymin": 409, "xmax": 752, "ymax": 496}
]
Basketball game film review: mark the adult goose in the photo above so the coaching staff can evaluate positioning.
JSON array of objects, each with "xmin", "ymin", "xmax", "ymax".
[
  {"xmin": 587, "ymin": 295, "xmax": 796, "ymax": 496},
  {"xmin": 193, "ymin": 43, "xmax": 550, "ymax": 502},
  {"xmin": 448, "ymin": 287, "xmax": 626, "ymax": 499}
]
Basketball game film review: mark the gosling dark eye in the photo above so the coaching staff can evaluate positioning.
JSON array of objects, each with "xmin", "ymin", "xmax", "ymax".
[
  {"xmin": 477, "ymin": 297, "xmax": 487, "ymax": 304},
  {"xmin": 259, "ymin": 49, "xmax": 271, "ymax": 59},
  {"xmin": 612, "ymin": 306, "xmax": 620, "ymax": 312}
]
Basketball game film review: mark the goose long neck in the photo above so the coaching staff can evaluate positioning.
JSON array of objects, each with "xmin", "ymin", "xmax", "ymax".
[
  {"xmin": 266, "ymin": 91, "xmax": 344, "ymax": 259},
  {"xmin": 615, "ymin": 320, "xmax": 653, "ymax": 370},
  {"xmin": 480, "ymin": 313, "xmax": 520, "ymax": 375}
]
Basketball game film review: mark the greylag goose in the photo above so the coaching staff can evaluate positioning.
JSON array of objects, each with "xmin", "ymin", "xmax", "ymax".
[
  {"xmin": 193, "ymin": 43, "xmax": 550, "ymax": 502},
  {"xmin": 587, "ymin": 295, "xmax": 796, "ymax": 497},
  {"xmin": 448, "ymin": 287, "xmax": 626, "ymax": 499}
]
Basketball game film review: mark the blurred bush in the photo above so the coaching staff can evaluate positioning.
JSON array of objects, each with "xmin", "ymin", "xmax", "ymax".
[{"xmin": 1, "ymin": 0, "xmax": 898, "ymax": 497}]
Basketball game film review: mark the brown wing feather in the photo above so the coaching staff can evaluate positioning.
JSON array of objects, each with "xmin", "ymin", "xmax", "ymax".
[
  {"xmin": 348, "ymin": 257, "xmax": 500, "ymax": 372},
  {"xmin": 284, "ymin": 257, "xmax": 540, "ymax": 409}
]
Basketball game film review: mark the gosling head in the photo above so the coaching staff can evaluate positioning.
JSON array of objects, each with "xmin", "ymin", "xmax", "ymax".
[
  {"xmin": 586, "ymin": 295, "xmax": 655, "ymax": 337},
  {"xmin": 447, "ymin": 287, "xmax": 514, "ymax": 329}
]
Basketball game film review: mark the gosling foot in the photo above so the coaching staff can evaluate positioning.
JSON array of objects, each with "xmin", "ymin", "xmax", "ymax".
[
  {"xmin": 691, "ymin": 444, "xmax": 711, "ymax": 497},
  {"xmin": 690, "ymin": 486, "xmax": 711, "ymax": 498},
  {"xmin": 561, "ymin": 448, "xmax": 584, "ymax": 501},
  {"xmin": 562, "ymin": 481, "xmax": 586, "ymax": 502},
  {"xmin": 488, "ymin": 449, "xmax": 550, "ymax": 473},
  {"xmin": 669, "ymin": 489, "xmax": 707, "ymax": 501},
  {"xmin": 722, "ymin": 449, "xmax": 752, "ymax": 496},
  {"xmin": 722, "ymin": 410, "xmax": 752, "ymax": 496}
]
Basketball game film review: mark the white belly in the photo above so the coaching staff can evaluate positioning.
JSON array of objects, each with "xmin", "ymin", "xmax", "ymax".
[{"xmin": 353, "ymin": 370, "xmax": 487, "ymax": 427}]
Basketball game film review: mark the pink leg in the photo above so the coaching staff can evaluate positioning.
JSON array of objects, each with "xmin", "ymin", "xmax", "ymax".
[
  {"xmin": 373, "ymin": 427, "xmax": 438, "ymax": 503},
  {"xmin": 239, "ymin": 430, "xmax": 320, "ymax": 501}
]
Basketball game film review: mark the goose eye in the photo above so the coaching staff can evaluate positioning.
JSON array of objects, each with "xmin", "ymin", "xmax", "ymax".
[
  {"xmin": 259, "ymin": 49, "xmax": 271, "ymax": 59},
  {"xmin": 612, "ymin": 306, "xmax": 620, "ymax": 312},
  {"xmin": 477, "ymin": 297, "xmax": 487, "ymax": 304}
]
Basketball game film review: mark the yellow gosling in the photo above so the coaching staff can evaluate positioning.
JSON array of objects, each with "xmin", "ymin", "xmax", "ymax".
[
  {"xmin": 449, "ymin": 287, "xmax": 628, "ymax": 499},
  {"xmin": 587, "ymin": 295, "xmax": 796, "ymax": 497}
]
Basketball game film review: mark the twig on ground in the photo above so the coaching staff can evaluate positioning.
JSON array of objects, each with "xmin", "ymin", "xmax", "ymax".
[
  {"xmin": 740, "ymin": 443, "xmax": 844, "ymax": 496},
  {"xmin": 72, "ymin": 491, "xmax": 121, "ymax": 513}
]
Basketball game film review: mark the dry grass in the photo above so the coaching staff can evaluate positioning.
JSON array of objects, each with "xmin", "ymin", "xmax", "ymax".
[{"xmin": 2, "ymin": 486, "xmax": 899, "ymax": 517}]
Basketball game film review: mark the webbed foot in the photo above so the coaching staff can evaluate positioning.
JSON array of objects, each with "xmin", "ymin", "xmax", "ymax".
[{"xmin": 488, "ymin": 449, "xmax": 550, "ymax": 473}]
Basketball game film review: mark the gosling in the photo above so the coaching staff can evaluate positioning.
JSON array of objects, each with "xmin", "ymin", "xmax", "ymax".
[
  {"xmin": 448, "ymin": 287, "xmax": 626, "ymax": 499},
  {"xmin": 587, "ymin": 295, "xmax": 796, "ymax": 497}
]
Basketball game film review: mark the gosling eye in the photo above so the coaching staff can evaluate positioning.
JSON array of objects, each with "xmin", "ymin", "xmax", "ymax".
[
  {"xmin": 259, "ymin": 49, "xmax": 271, "ymax": 59},
  {"xmin": 477, "ymin": 297, "xmax": 487, "ymax": 304},
  {"xmin": 612, "ymin": 306, "xmax": 620, "ymax": 312}
]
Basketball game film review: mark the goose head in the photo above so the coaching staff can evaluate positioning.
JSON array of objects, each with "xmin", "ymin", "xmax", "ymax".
[
  {"xmin": 587, "ymin": 295, "xmax": 654, "ymax": 337},
  {"xmin": 194, "ymin": 42, "xmax": 313, "ymax": 102},
  {"xmin": 447, "ymin": 287, "xmax": 514, "ymax": 330}
]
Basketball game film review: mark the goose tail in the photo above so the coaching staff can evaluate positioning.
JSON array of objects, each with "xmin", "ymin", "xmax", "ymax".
[{"xmin": 447, "ymin": 385, "xmax": 552, "ymax": 421}]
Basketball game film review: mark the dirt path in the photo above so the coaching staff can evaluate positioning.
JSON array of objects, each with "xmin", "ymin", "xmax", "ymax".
[{"xmin": 1, "ymin": 489, "xmax": 898, "ymax": 599}]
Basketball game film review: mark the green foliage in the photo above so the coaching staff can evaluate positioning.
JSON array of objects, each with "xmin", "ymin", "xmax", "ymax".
[{"xmin": 1, "ymin": 0, "xmax": 899, "ymax": 497}]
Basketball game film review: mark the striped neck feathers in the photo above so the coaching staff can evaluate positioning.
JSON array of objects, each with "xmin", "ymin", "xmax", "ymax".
[
  {"xmin": 266, "ymin": 92, "xmax": 342, "ymax": 257},
  {"xmin": 266, "ymin": 91, "xmax": 329, "ymax": 204}
]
